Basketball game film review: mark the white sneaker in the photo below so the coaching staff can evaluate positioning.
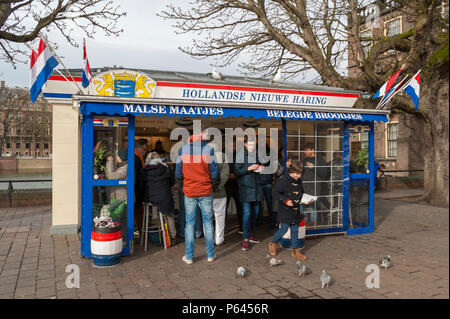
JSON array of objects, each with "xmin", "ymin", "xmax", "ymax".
[
  {"xmin": 207, "ymin": 256, "xmax": 216, "ymax": 262},
  {"xmin": 182, "ymin": 255, "xmax": 193, "ymax": 265}
]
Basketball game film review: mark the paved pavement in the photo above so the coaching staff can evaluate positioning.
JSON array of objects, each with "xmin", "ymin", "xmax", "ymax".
[{"xmin": 0, "ymin": 188, "xmax": 448, "ymax": 299}]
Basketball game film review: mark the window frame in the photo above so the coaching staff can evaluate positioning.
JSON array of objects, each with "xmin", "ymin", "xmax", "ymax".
[
  {"xmin": 384, "ymin": 16, "xmax": 402, "ymax": 37},
  {"xmin": 385, "ymin": 121, "xmax": 399, "ymax": 158},
  {"xmin": 359, "ymin": 27, "xmax": 373, "ymax": 59}
]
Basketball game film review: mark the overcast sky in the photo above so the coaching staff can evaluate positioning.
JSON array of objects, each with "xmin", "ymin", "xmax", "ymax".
[{"xmin": 0, "ymin": 0, "xmax": 245, "ymax": 88}]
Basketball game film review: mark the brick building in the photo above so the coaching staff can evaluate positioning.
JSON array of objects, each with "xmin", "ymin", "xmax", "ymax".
[
  {"xmin": 0, "ymin": 82, "xmax": 52, "ymax": 158},
  {"xmin": 348, "ymin": 1, "xmax": 448, "ymax": 176}
]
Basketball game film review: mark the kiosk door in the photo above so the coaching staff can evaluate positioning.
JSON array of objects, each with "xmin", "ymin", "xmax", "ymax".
[
  {"xmin": 81, "ymin": 116, "xmax": 135, "ymax": 258},
  {"xmin": 345, "ymin": 123, "xmax": 374, "ymax": 235}
]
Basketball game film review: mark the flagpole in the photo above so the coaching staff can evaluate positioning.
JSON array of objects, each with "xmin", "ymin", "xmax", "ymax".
[
  {"xmin": 376, "ymin": 74, "xmax": 410, "ymax": 110},
  {"xmin": 378, "ymin": 70, "xmax": 421, "ymax": 110},
  {"xmin": 38, "ymin": 32, "xmax": 84, "ymax": 94}
]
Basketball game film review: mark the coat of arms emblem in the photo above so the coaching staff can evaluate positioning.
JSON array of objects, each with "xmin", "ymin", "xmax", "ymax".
[{"xmin": 88, "ymin": 69, "xmax": 157, "ymax": 98}]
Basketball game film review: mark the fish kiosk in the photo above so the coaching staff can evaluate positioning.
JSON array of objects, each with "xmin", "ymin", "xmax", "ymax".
[{"xmin": 43, "ymin": 68, "xmax": 389, "ymax": 258}]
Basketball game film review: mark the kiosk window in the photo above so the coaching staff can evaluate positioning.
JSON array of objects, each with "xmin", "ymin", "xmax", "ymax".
[
  {"xmin": 286, "ymin": 121, "xmax": 344, "ymax": 230},
  {"xmin": 93, "ymin": 117, "xmax": 128, "ymax": 180}
]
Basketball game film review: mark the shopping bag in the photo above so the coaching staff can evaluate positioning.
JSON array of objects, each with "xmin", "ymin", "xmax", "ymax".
[
  {"xmin": 109, "ymin": 199, "xmax": 125, "ymax": 220},
  {"xmin": 281, "ymin": 219, "xmax": 306, "ymax": 249}
]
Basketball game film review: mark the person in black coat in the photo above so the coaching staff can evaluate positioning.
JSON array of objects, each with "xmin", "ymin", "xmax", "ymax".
[
  {"xmin": 140, "ymin": 152, "xmax": 177, "ymax": 242},
  {"xmin": 301, "ymin": 143, "xmax": 329, "ymax": 226},
  {"xmin": 269, "ymin": 160, "xmax": 308, "ymax": 261},
  {"xmin": 233, "ymin": 136, "xmax": 263, "ymax": 250}
]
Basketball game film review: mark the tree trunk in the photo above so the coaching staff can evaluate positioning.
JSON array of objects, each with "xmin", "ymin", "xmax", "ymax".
[{"xmin": 421, "ymin": 74, "xmax": 449, "ymax": 207}]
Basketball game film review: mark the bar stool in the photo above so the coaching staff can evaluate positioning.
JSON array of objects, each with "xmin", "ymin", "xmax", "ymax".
[{"xmin": 140, "ymin": 202, "xmax": 167, "ymax": 252}]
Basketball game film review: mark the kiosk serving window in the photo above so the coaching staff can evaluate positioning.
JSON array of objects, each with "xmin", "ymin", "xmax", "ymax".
[{"xmin": 286, "ymin": 120, "xmax": 344, "ymax": 230}]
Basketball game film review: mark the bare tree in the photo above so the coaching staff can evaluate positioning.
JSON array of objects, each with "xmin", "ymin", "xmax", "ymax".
[
  {"xmin": 0, "ymin": 0, "xmax": 125, "ymax": 67},
  {"xmin": 160, "ymin": 0, "xmax": 449, "ymax": 207},
  {"xmin": 0, "ymin": 86, "xmax": 29, "ymax": 157},
  {"xmin": 22, "ymin": 99, "xmax": 51, "ymax": 158}
]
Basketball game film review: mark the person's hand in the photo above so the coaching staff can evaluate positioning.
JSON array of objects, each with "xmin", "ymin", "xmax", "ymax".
[
  {"xmin": 286, "ymin": 200, "xmax": 293, "ymax": 207},
  {"xmin": 229, "ymin": 173, "xmax": 237, "ymax": 179},
  {"xmin": 248, "ymin": 164, "xmax": 259, "ymax": 171},
  {"xmin": 286, "ymin": 159, "xmax": 292, "ymax": 167},
  {"xmin": 305, "ymin": 162, "xmax": 313, "ymax": 168},
  {"xmin": 306, "ymin": 200, "xmax": 314, "ymax": 205},
  {"xmin": 107, "ymin": 156, "xmax": 113, "ymax": 161}
]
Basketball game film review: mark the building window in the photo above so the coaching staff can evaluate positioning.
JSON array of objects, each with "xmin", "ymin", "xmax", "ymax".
[
  {"xmin": 360, "ymin": 29, "xmax": 373, "ymax": 58},
  {"xmin": 386, "ymin": 17, "xmax": 401, "ymax": 37},
  {"xmin": 36, "ymin": 104, "xmax": 40, "ymax": 110},
  {"xmin": 387, "ymin": 123, "xmax": 398, "ymax": 157},
  {"xmin": 44, "ymin": 143, "xmax": 49, "ymax": 149},
  {"xmin": 16, "ymin": 129, "xmax": 21, "ymax": 135},
  {"xmin": 25, "ymin": 143, "xmax": 30, "ymax": 149},
  {"xmin": 26, "ymin": 130, "xmax": 31, "ymax": 135},
  {"xmin": 36, "ymin": 143, "xmax": 40, "ymax": 149},
  {"xmin": 361, "ymin": 132, "xmax": 369, "ymax": 149},
  {"xmin": 16, "ymin": 143, "xmax": 20, "ymax": 149},
  {"xmin": 6, "ymin": 142, "xmax": 11, "ymax": 149}
]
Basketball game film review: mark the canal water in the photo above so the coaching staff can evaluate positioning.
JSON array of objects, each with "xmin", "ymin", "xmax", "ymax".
[{"xmin": 0, "ymin": 169, "xmax": 52, "ymax": 191}]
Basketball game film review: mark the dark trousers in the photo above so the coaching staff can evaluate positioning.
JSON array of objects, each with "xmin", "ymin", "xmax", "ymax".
[
  {"xmin": 134, "ymin": 202, "xmax": 143, "ymax": 232},
  {"xmin": 225, "ymin": 181, "xmax": 243, "ymax": 231},
  {"xmin": 257, "ymin": 183, "xmax": 274, "ymax": 226}
]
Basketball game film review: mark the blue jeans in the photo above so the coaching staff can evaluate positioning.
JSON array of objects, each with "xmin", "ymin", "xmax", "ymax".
[
  {"xmin": 184, "ymin": 194, "xmax": 215, "ymax": 260},
  {"xmin": 272, "ymin": 223, "xmax": 300, "ymax": 248},
  {"xmin": 242, "ymin": 201, "xmax": 260, "ymax": 239},
  {"xmin": 257, "ymin": 183, "xmax": 274, "ymax": 225},
  {"xmin": 178, "ymin": 189, "xmax": 203, "ymax": 238}
]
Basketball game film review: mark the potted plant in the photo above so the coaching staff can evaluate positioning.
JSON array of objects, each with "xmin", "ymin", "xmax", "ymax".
[
  {"xmin": 355, "ymin": 147, "xmax": 369, "ymax": 173},
  {"xmin": 93, "ymin": 145, "xmax": 108, "ymax": 178}
]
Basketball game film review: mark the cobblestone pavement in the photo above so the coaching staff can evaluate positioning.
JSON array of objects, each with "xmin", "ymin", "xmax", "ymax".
[{"xmin": 0, "ymin": 188, "xmax": 448, "ymax": 299}]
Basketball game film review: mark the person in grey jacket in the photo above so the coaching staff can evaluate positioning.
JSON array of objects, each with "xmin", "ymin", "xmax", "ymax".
[
  {"xmin": 105, "ymin": 149, "xmax": 128, "ymax": 202},
  {"xmin": 210, "ymin": 142, "xmax": 230, "ymax": 246}
]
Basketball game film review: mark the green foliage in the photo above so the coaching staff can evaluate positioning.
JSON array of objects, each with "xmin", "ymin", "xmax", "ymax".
[
  {"xmin": 428, "ymin": 32, "xmax": 449, "ymax": 69},
  {"xmin": 93, "ymin": 146, "xmax": 107, "ymax": 174},
  {"xmin": 356, "ymin": 147, "xmax": 369, "ymax": 169}
]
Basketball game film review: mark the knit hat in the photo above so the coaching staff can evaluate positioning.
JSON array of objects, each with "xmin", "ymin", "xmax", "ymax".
[{"xmin": 118, "ymin": 149, "xmax": 128, "ymax": 162}]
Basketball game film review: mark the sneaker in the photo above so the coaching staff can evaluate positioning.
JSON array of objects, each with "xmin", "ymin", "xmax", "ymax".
[
  {"xmin": 242, "ymin": 239, "xmax": 250, "ymax": 251},
  {"xmin": 249, "ymin": 235, "xmax": 261, "ymax": 244},
  {"xmin": 238, "ymin": 230, "xmax": 243, "ymax": 235},
  {"xmin": 207, "ymin": 256, "xmax": 216, "ymax": 262},
  {"xmin": 182, "ymin": 255, "xmax": 193, "ymax": 265},
  {"xmin": 215, "ymin": 241, "xmax": 224, "ymax": 246}
]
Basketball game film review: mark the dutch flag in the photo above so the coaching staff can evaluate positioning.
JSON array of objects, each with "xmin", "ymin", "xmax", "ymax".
[
  {"xmin": 82, "ymin": 39, "xmax": 92, "ymax": 88},
  {"xmin": 29, "ymin": 38, "xmax": 59, "ymax": 103},
  {"xmin": 372, "ymin": 68, "xmax": 404, "ymax": 100},
  {"xmin": 403, "ymin": 71, "xmax": 420, "ymax": 110}
]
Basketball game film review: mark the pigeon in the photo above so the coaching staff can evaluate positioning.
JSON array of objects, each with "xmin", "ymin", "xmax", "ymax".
[
  {"xmin": 271, "ymin": 68, "xmax": 282, "ymax": 83},
  {"xmin": 266, "ymin": 255, "xmax": 284, "ymax": 267},
  {"xmin": 296, "ymin": 260, "xmax": 307, "ymax": 277},
  {"xmin": 212, "ymin": 68, "xmax": 224, "ymax": 80},
  {"xmin": 380, "ymin": 255, "xmax": 391, "ymax": 269},
  {"xmin": 237, "ymin": 266, "xmax": 247, "ymax": 277},
  {"xmin": 320, "ymin": 269, "xmax": 331, "ymax": 288}
]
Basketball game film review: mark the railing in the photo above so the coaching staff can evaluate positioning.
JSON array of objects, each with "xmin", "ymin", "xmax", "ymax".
[
  {"xmin": 379, "ymin": 169, "xmax": 424, "ymax": 177},
  {"xmin": 377, "ymin": 169, "xmax": 424, "ymax": 189},
  {"xmin": 0, "ymin": 179, "xmax": 52, "ymax": 208}
]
